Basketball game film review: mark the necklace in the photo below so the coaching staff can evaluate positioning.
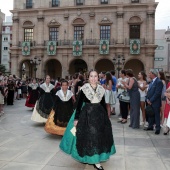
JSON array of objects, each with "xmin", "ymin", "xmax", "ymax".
[{"xmin": 90, "ymin": 84, "xmax": 97, "ymax": 92}]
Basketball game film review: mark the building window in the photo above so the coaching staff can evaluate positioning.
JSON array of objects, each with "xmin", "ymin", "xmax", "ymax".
[
  {"xmin": 4, "ymin": 47, "xmax": 8, "ymax": 50},
  {"xmin": 130, "ymin": 25, "xmax": 140, "ymax": 39},
  {"xmin": 4, "ymin": 37, "xmax": 8, "ymax": 41},
  {"xmin": 131, "ymin": 0, "xmax": 139, "ymax": 3},
  {"xmin": 154, "ymin": 58, "xmax": 164, "ymax": 61},
  {"xmin": 26, "ymin": 0, "xmax": 33, "ymax": 9},
  {"xmin": 52, "ymin": 0, "xmax": 59, "ymax": 7},
  {"xmin": 101, "ymin": 0, "xmax": 108, "ymax": 4},
  {"xmin": 49, "ymin": 27, "xmax": 59, "ymax": 41},
  {"xmin": 24, "ymin": 28, "xmax": 33, "ymax": 41},
  {"xmin": 100, "ymin": 25, "xmax": 110, "ymax": 40},
  {"xmin": 74, "ymin": 26, "xmax": 84, "ymax": 40},
  {"xmin": 76, "ymin": 0, "xmax": 84, "ymax": 6}
]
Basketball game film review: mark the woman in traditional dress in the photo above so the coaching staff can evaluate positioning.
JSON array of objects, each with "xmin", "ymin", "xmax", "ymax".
[
  {"xmin": 60, "ymin": 70, "xmax": 116, "ymax": 170},
  {"xmin": 25, "ymin": 79, "xmax": 39, "ymax": 108},
  {"xmin": 31, "ymin": 75, "xmax": 55, "ymax": 123},
  {"xmin": 45, "ymin": 80, "xmax": 75, "ymax": 136},
  {"xmin": 7, "ymin": 75, "xmax": 15, "ymax": 105},
  {"xmin": 0, "ymin": 80, "xmax": 5, "ymax": 116}
]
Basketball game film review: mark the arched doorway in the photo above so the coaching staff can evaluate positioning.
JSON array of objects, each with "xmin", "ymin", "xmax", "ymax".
[
  {"xmin": 45, "ymin": 59, "xmax": 62, "ymax": 79},
  {"xmin": 124, "ymin": 59, "xmax": 144, "ymax": 77},
  {"xmin": 20, "ymin": 60, "xmax": 33, "ymax": 79},
  {"xmin": 69, "ymin": 59, "xmax": 87, "ymax": 75},
  {"xmin": 95, "ymin": 59, "xmax": 115, "ymax": 73}
]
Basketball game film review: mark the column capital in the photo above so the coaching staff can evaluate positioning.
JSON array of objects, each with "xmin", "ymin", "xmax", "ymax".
[
  {"xmin": 12, "ymin": 17, "xmax": 19, "ymax": 23},
  {"xmin": 37, "ymin": 15, "xmax": 45, "ymax": 22},
  {"xmin": 116, "ymin": 12, "xmax": 124, "ymax": 18}
]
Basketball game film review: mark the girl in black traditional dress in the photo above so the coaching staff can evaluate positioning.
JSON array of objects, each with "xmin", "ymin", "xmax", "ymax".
[
  {"xmin": 60, "ymin": 70, "xmax": 116, "ymax": 170},
  {"xmin": 25, "ymin": 79, "xmax": 39, "ymax": 108},
  {"xmin": 31, "ymin": 75, "xmax": 55, "ymax": 123},
  {"xmin": 7, "ymin": 75, "xmax": 15, "ymax": 105},
  {"xmin": 45, "ymin": 80, "xmax": 75, "ymax": 135}
]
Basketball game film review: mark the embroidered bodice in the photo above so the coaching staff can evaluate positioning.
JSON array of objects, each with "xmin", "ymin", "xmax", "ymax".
[
  {"xmin": 74, "ymin": 83, "xmax": 106, "ymax": 120},
  {"xmin": 29, "ymin": 83, "xmax": 38, "ymax": 90},
  {"xmin": 56, "ymin": 89, "xmax": 73, "ymax": 101},
  {"xmin": 40, "ymin": 83, "xmax": 54, "ymax": 93},
  {"xmin": 81, "ymin": 83, "xmax": 105, "ymax": 103}
]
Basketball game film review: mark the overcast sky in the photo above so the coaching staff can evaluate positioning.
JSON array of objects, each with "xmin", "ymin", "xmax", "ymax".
[{"xmin": 0, "ymin": 0, "xmax": 170, "ymax": 30}]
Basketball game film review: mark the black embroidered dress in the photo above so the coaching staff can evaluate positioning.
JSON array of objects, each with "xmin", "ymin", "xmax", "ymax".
[
  {"xmin": 31, "ymin": 83, "xmax": 55, "ymax": 123},
  {"xmin": 60, "ymin": 83, "xmax": 116, "ymax": 164}
]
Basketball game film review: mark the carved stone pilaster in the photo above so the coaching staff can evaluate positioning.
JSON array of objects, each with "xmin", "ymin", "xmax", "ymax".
[{"xmin": 147, "ymin": 12, "xmax": 155, "ymax": 18}]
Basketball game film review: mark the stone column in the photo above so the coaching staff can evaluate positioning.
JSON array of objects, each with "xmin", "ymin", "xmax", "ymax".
[
  {"xmin": 62, "ymin": 55, "xmax": 69, "ymax": 77},
  {"xmin": 10, "ymin": 55, "xmax": 19, "ymax": 75},
  {"xmin": 146, "ymin": 12, "xmax": 155, "ymax": 44},
  {"xmin": 116, "ymin": 11, "xmax": 124, "ymax": 44},
  {"xmin": 37, "ymin": 11, "xmax": 44, "ymax": 46},
  {"xmin": 12, "ymin": 16, "xmax": 19, "ymax": 47}
]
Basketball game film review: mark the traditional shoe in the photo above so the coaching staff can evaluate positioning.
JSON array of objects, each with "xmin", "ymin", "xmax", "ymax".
[
  {"xmin": 164, "ymin": 128, "xmax": 170, "ymax": 135},
  {"xmin": 121, "ymin": 120, "xmax": 127, "ymax": 124},
  {"xmin": 144, "ymin": 127, "xmax": 153, "ymax": 131},
  {"xmin": 93, "ymin": 164, "xmax": 104, "ymax": 170},
  {"xmin": 155, "ymin": 130, "xmax": 160, "ymax": 135}
]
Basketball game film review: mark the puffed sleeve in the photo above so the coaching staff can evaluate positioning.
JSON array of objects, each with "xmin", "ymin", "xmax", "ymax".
[{"xmin": 74, "ymin": 90, "xmax": 86, "ymax": 120}]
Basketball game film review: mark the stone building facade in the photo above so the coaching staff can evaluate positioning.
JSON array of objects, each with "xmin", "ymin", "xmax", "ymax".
[{"xmin": 11, "ymin": 0, "xmax": 158, "ymax": 79}]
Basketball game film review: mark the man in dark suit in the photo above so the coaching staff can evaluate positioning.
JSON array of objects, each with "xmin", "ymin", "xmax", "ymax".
[{"xmin": 145, "ymin": 69, "xmax": 163, "ymax": 135}]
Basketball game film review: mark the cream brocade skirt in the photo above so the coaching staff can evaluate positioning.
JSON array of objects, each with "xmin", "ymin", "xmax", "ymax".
[
  {"xmin": 31, "ymin": 102, "xmax": 47, "ymax": 123},
  {"xmin": 167, "ymin": 111, "xmax": 170, "ymax": 128}
]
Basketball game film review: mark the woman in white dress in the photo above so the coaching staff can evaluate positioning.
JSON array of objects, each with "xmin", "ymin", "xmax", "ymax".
[{"xmin": 103, "ymin": 72, "xmax": 115, "ymax": 117}]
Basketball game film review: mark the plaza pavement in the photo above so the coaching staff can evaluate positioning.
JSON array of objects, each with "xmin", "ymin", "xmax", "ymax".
[{"xmin": 0, "ymin": 99, "xmax": 170, "ymax": 170}]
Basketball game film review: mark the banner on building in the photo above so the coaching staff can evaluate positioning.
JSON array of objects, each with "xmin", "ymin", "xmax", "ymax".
[
  {"xmin": 130, "ymin": 39, "xmax": 140, "ymax": 55},
  {"xmin": 99, "ymin": 40, "xmax": 109, "ymax": 55},
  {"xmin": 73, "ymin": 40, "xmax": 82, "ymax": 56},
  {"xmin": 22, "ymin": 42, "xmax": 30, "ymax": 56},
  {"xmin": 47, "ymin": 41, "xmax": 56, "ymax": 55}
]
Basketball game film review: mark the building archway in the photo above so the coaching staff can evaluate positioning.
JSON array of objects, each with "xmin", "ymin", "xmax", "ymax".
[
  {"xmin": 19, "ymin": 60, "xmax": 33, "ymax": 79},
  {"xmin": 45, "ymin": 59, "xmax": 62, "ymax": 79},
  {"xmin": 95, "ymin": 59, "xmax": 115, "ymax": 73},
  {"xmin": 124, "ymin": 59, "xmax": 144, "ymax": 77},
  {"xmin": 69, "ymin": 59, "xmax": 87, "ymax": 75}
]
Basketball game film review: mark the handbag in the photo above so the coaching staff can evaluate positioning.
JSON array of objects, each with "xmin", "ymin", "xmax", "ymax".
[
  {"xmin": 118, "ymin": 90, "xmax": 130, "ymax": 103},
  {"xmin": 145, "ymin": 105, "xmax": 154, "ymax": 117}
]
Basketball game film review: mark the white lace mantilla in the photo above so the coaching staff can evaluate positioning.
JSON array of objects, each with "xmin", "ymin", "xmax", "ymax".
[
  {"xmin": 56, "ymin": 89, "xmax": 73, "ymax": 101},
  {"xmin": 81, "ymin": 83, "xmax": 105, "ymax": 103},
  {"xmin": 40, "ymin": 83, "xmax": 54, "ymax": 92},
  {"xmin": 29, "ymin": 83, "xmax": 39, "ymax": 90}
]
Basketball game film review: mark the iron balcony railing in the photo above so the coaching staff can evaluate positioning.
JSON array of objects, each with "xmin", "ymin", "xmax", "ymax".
[
  {"xmin": 124, "ymin": 38, "xmax": 145, "ymax": 45},
  {"xmin": 18, "ymin": 41, "xmax": 36, "ymax": 47},
  {"xmin": 44, "ymin": 39, "xmax": 115, "ymax": 46}
]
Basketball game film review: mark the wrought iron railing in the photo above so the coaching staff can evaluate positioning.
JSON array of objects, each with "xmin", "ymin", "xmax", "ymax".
[{"xmin": 18, "ymin": 41, "xmax": 36, "ymax": 47}]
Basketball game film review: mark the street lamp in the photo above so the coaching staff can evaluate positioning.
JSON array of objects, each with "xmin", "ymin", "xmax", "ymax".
[
  {"xmin": 113, "ymin": 55, "xmax": 125, "ymax": 78},
  {"xmin": 30, "ymin": 56, "xmax": 41, "ymax": 78}
]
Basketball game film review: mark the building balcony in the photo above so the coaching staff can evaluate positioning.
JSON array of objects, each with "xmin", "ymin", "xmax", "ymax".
[
  {"xmin": 44, "ymin": 39, "xmax": 115, "ymax": 46},
  {"xmin": 18, "ymin": 41, "xmax": 36, "ymax": 47},
  {"xmin": 124, "ymin": 38, "xmax": 145, "ymax": 45},
  {"xmin": 2, "ymin": 31, "xmax": 12, "ymax": 34}
]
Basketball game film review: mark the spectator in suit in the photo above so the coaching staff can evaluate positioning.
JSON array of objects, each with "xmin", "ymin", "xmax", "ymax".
[{"xmin": 145, "ymin": 69, "xmax": 163, "ymax": 135}]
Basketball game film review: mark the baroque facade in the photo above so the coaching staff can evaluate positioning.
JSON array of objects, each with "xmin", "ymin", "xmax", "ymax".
[{"xmin": 11, "ymin": 0, "xmax": 158, "ymax": 79}]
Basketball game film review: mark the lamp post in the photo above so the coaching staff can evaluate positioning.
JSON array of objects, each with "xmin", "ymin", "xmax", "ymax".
[
  {"xmin": 30, "ymin": 56, "xmax": 41, "ymax": 78},
  {"xmin": 113, "ymin": 55, "xmax": 125, "ymax": 78}
]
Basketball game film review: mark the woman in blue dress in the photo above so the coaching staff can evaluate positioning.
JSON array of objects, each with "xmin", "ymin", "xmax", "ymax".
[{"xmin": 60, "ymin": 70, "xmax": 116, "ymax": 170}]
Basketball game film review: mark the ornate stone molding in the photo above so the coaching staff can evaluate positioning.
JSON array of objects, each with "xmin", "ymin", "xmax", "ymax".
[
  {"xmin": 48, "ymin": 19, "xmax": 61, "ymax": 27},
  {"xmin": 98, "ymin": 17, "xmax": 113, "ymax": 25}
]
